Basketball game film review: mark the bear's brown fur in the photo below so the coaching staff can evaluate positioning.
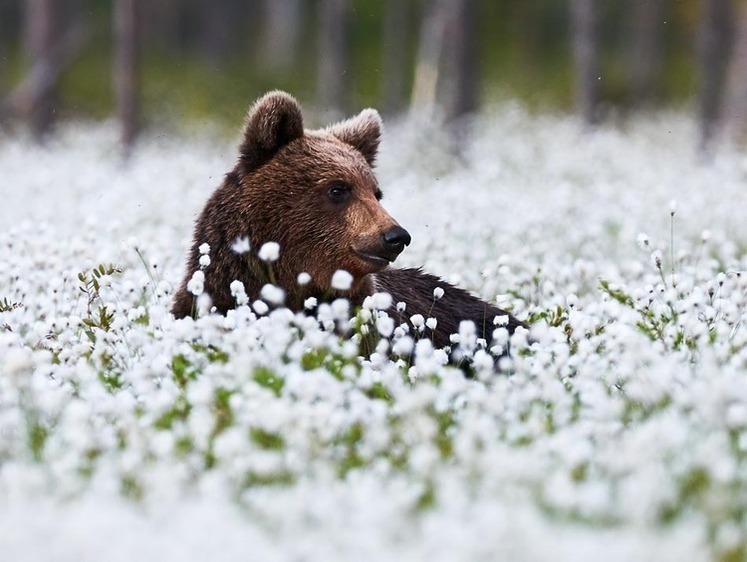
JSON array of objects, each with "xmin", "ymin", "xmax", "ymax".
[{"xmin": 173, "ymin": 91, "xmax": 525, "ymax": 352}]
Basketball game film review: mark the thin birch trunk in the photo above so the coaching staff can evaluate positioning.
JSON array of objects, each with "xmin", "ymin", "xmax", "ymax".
[
  {"xmin": 570, "ymin": 0, "xmax": 599, "ymax": 126},
  {"xmin": 114, "ymin": 0, "xmax": 140, "ymax": 153},
  {"xmin": 317, "ymin": 0, "xmax": 351, "ymax": 114}
]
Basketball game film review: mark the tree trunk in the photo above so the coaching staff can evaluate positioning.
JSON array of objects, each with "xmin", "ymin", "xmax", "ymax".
[
  {"xmin": 114, "ymin": 0, "xmax": 140, "ymax": 153},
  {"xmin": 0, "ymin": 24, "xmax": 4, "ymax": 103},
  {"xmin": 697, "ymin": 0, "xmax": 735, "ymax": 153},
  {"xmin": 24, "ymin": 0, "xmax": 60, "ymax": 139},
  {"xmin": 569, "ymin": 0, "xmax": 599, "ymax": 126},
  {"xmin": 259, "ymin": 0, "xmax": 302, "ymax": 72},
  {"xmin": 629, "ymin": 0, "xmax": 665, "ymax": 107},
  {"xmin": 382, "ymin": 0, "xmax": 411, "ymax": 115},
  {"xmin": 199, "ymin": 0, "xmax": 250, "ymax": 64},
  {"xmin": 411, "ymin": 0, "xmax": 479, "ymax": 122},
  {"xmin": 0, "ymin": 3, "xmax": 7, "ymax": 96},
  {"xmin": 140, "ymin": 0, "xmax": 181, "ymax": 54},
  {"xmin": 442, "ymin": 0, "xmax": 479, "ymax": 123},
  {"xmin": 317, "ymin": 0, "xmax": 351, "ymax": 115},
  {"xmin": 411, "ymin": 0, "xmax": 451, "ymax": 112},
  {"xmin": 725, "ymin": 1, "xmax": 747, "ymax": 141}
]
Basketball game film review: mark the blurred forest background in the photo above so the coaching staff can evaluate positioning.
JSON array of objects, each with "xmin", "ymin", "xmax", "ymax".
[{"xmin": 0, "ymin": 0, "xmax": 745, "ymax": 154}]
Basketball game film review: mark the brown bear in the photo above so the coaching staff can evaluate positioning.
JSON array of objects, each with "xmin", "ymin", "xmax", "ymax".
[{"xmin": 173, "ymin": 91, "xmax": 525, "ymax": 353}]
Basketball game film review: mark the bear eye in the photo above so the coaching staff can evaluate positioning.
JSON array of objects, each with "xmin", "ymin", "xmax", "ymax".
[{"xmin": 327, "ymin": 183, "xmax": 350, "ymax": 204}]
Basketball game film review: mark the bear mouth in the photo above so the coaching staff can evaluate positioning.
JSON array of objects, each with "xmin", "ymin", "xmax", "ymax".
[{"xmin": 352, "ymin": 249, "xmax": 392, "ymax": 268}]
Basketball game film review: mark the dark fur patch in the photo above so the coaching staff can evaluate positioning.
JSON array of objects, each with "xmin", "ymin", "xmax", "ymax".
[{"xmin": 374, "ymin": 268, "xmax": 525, "ymax": 351}]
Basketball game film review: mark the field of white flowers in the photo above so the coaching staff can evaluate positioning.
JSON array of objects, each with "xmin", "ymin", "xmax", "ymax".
[{"xmin": 1, "ymin": 105, "xmax": 746, "ymax": 561}]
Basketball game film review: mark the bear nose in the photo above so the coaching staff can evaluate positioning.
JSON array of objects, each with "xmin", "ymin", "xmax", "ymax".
[{"xmin": 382, "ymin": 226, "xmax": 411, "ymax": 248}]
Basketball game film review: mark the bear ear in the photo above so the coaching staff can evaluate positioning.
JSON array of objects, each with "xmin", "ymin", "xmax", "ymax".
[
  {"xmin": 239, "ymin": 91, "xmax": 305, "ymax": 172},
  {"xmin": 325, "ymin": 108, "xmax": 382, "ymax": 167}
]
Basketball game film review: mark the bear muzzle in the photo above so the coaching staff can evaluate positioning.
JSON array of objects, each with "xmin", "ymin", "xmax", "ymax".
[{"xmin": 352, "ymin": 225, "xmax": 411, "ymax": 269}]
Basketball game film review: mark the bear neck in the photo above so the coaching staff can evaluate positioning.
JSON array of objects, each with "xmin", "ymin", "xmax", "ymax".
[{"xmin": 196, "ymin": 250, "xmax": 376, "ymax": 315}]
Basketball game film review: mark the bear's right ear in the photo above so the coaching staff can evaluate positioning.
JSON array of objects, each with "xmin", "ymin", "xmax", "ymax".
[
  {"xmin": 239, "ymin": 91, "xmax": 304, "ymax": 173},
  {"xmin": 325, "ymin": 109, "xmax": 382, "ymax": 167}
]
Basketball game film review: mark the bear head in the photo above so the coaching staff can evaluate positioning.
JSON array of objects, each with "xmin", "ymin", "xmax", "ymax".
[{"xmin": 232, "ymin": 91, "xmax": 411, "ymax": 299}]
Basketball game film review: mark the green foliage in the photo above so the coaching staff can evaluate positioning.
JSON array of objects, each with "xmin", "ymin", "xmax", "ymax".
[
  {"xmin": 301, "ymin": 346, "xmax": 356, "ymax": 381},
  {"xmin": 434, "ymin": 410, "xmax": 455, "ymax": 460},
  {"xmin": 250, "ymin": 428, "xmax": 285, "ymax": 451},
  {"xmin": 191, "ymin": 342, "xmax": 230, "ymax": 364},
  {"xmin": 212, "ymin": 388, "xmax": 234, "ymax": 436},
  {"xmin": 78, "ymin": 263, "xmax": 122, "ymax": 313},
  {"xmin": 171, "ymin": 354, "xmax": 198, "ymax": 389},
  {"xmin": 154, "ymin": 396, "xmax": 191, "ymax": 431},
  {"xmin": 97, "ymin": 363, "xmax": 124, "ymax": 392},
  {"xmin": 120, "ymin": 474, "xmax": 144, "ymax": 501},
  {"xmin": 27, "ymin": 419, "xmax": 48, "ymax": 463},
  {"xmin": 335, "ymin": 422, "xmax": 366, "ymax": 476},
  {"xmin": 415, "ymin": 481, "xmax": 437, "ymax": 512},
  {"xmin": 599, "ymin": 279, "xmax": 698, "ymax": 352},
  {"xmin": 300, "ymin": 348, "xmax": 327, "ymax": 371},
  {"xmin": 364, "ymin": 381, "xmax": 393, "ymax": 404},
  {"xmin": 242, "ymin": 471, "xmax": 295, "ymax": 489},
  {"xmin": 253, "ymin": 367, "xmax": 284, "ymax": 397},
  {"xmin": 77, "ymin": 263, "xmax": 123, "ymax": 345}
]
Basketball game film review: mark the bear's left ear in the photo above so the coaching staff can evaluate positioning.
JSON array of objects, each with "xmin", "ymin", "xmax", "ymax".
[
  {"xmin": 325, "ymin": 109, "xmax": 382, "ymax": 167},
  {"xmin": 239, "ymin": 90, "xmax": 305, "ymax": 173}
]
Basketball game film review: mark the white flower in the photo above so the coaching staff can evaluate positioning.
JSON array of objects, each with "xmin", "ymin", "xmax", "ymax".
[
  {"xmin": 252, "ymin": 300, "xmax": 269, "ymax": 315},
  {"xmin": 331, "ymin": 269, "xmax": 353, "ymax": 291},
  {"xmin": 196, "ymin": 293, "xmax": 212, "ymax": 316},
  {"xmin": 410, "ymin": 314, "xmax": 424, "ymax": 328},
  {"xmin": 198, "ymin": 242, "xmax": 211, "ymax": 255},
  {"xmin": 637, "ymin": 233, "xmax": 649, "ymax": 249},
  {"xmin": 229, "ymin": 280, "xmax": 245, "ymax": 296},
  {"xmin": 376, "ymin": 315, "xmax": 394, "ymax": 338},
  {"xmin": 331, "ymin": 298, "xmax": 349, "ymax": 318},
  {"xmin": 394, "ymin": 326, "xmax": 408, "ymax": 338},
  {"xmin": 372, "ymin": 292, "xmax": 392, "ymax": 310},
  {"xmin": 4, "ymin": 347, "xmax": 33, "ymax": 379},
  {"xmin": 260, "ymin": 284, "xmax": 285, "ymax": 305},
  {"xmin": 258, "ymin": 241, "xmax": 280, "ymax": 262},
  {"xmin": 304, "ymin": 297, "xmax": 318, "ymax": 310},
  {"xmin": 187, "ymin": 270, "xmax": 205, "ymax": 296},
  {"xmin": 297, "ymin": 272, "xmax": 311, "ymax": 285},
  {"xmin": 472, "ymin": 349, "xmax": 494, "ymax": 371},
  {"xmin": 494, "ymin": 315, "xmax": 509, "ymax": 326},
  {"xmin": 669, "ymin": 199, "xmax": 677, "ymax": 216},
  {"xmin": 230, "ymin": 280, "xmax": 248, "ymax": 306},
  {"xmin": 457, "ymin": 320, "xmax": 477, "ymax": 353},
  {"xmin": 433, "ymin": 286, "xmax": 444, "ymax": 300},
  {"xmin": 392, "ymin": 335, "xmax": 414, "ymax": 356},
  {"xmin": 231, "ymin": 236, "xmax": 251, "ymax": 254},
  {"xmin": 199, "ymin": 254, "xmax": 211, "ymax": 268},
  {"xmin": 396, "ymin": 301, "xmax": 407, "ymax": 313},
  {"xmin": 425, "ymin": 317, "xmax": 437, "ymax": 330}
]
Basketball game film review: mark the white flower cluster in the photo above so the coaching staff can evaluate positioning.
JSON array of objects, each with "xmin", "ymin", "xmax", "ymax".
[{"xmin": 0, "ymin": 110, "xmax": 746, "ymax": 561}]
